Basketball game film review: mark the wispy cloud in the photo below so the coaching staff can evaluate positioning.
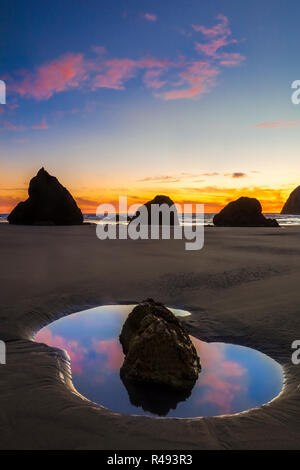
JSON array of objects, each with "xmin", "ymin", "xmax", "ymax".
[
  {"xmin": 32, "ymin": 117, "xmax": 49, "ymax": 130},
  {"xmin": 218, "ymin": 52, "xmax": 245, "ymax": 66},
  {"xmin": 224, "ymin": 172, "xmax": 247, "ymax": 178},
  {"xmin": 1, "ymin": 120, "xmax": 25, "ymax": 131},
  {"xmin": 137, "ymin": 172, "xmax": 249, "ymax": 183},
  {"xmin": 7, "ymin": 15, "xmax": 245, "ymax": 103},
  {"xmin": 254, "ymin": 120, "xmax": 300, "ymax": 129},
  {"xmin": 143, "ymin": 13, "xmax": 157, "ymax": 22},
  {"xmin": 92, "ymin": 57, "xmax": 171, "ymax": 91},
  {"xmin": 192, "ymin": 14, "xmax": 230, "ymax": 37},
  {"xmin": 157, "ymin": 61, "xmax": 219, "ymax": 101},
  {"xmin": 193, "ymin": 14, "xmax": 245, "ymax": 67},
  {"xmin": 138, "ymin": 175, "xmax": 180, "ymax": 183},
  {"xmin": 9, "ymin": 53, "xmax": 87, "ymax": 100},
  {"xmin": 75, "ymin": 197, "xmax": 101, "ymax": 209},
  {"xmin": 195, "ymin": 36, "xmax": 237, "ymax": 58},
  {"xmin": 143, "ymin": 69, "xmax": 166, "ymax": 89}
]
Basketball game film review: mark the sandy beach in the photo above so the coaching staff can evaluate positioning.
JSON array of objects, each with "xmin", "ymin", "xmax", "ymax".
[{"xmin": 0, "ymin": 223, "xmax": 299, "ymax": 449}]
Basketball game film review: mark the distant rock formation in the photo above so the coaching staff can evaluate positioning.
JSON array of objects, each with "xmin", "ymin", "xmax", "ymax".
[
  {"xmin": 281, "ymin": 186, "xmax": 300, "ymax": 214},
  {"xmin": 213, "ymin": 197, "xmax": 279, "ymax": 227},
  {"xmin": 119, "ymin": 299, "xmax": 201, "ymax": 392},
  {"xmin": 130, "ymin": 195, "xmax": 180, "ymax": 225},
  {"xmin": 8, "ymin": 168, "xmax": 83, "ymax": 225}
]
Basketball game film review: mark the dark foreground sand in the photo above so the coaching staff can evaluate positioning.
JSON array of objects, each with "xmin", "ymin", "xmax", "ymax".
[{"xmin": 0, "ymin": 223, "xmax": 299, "ymax": 449}]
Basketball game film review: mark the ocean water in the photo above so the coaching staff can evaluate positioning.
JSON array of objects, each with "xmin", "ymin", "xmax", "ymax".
[
  {"xmin": 1, "ymin": 213, "xmax": 300, "ymax": 226},
  {"xmin": 73, "ymin": 213, "xmax": 300, "ymax": 226}
]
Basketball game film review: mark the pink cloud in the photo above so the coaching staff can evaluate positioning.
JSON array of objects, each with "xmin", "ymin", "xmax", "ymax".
[
  {"xmin": 254, "ymin": 120, "xmax": 300, "ymax": 129},
  {"xmin": 93, "ymin": 57, "xmax": 170, "ymax": 91},
  {"xmin": 10, "ymin": 53, "xmax": 87, "ymax": 100},
  {"xmin": 93, "ymin": 58, "xmax": 138, "ymax": 90},
  {"xmin": 192, "ymin": 14, "xmax": 230, "ymax": 37},
  {"xmin": 217, "ymin": 52, "xmax": 245, "ymax": 67},
  {"xmin": 179, "ymin": 61, "xmax": 219, "ymax": 84},
  {"xmin": 35, "ymin": 329, "xmax": 123, "ymax": 378},
  {"xmin": 197, "ymin": 373, "xmax": 243, "ymax": 413},
  {"xmin": 32, "ymin": 117, "xmax": 49, "ymax": 130},
  {"xmin": 1, "ymin": 120, "xmax": 25, "ymax": 131},
  {"xmin": 143, "ymin": 70, "xmax": 166, "ymax": 89},
  {"xmin": 35, "ymin": 328, "xmax": 87, "ymax": 374},
  {"xmin": 92, "ymin": 338, "xmax": 124, "ymax": 370},
  {"xmin": 143, "ymin": 13, "xmax": 157, "ymax": 22},
  {"xmin": 7, "ymin": 103, "xmax": 19, "ymax": 110},
  {"xmin": 8, "ymin": 16, "xmax": 245, "ymax": 103},
  {"xmin": 193, "ymin": 340, "xmax": 247, "ymax": 413},
  {"xmin": 161, "ymin": 85, "xmax": 206, "ymax": 101},
  {"xmin": 158, "ymin": 61, "xmax": 219, "ymax": 101},
  {"xmin": 222, "ymin": 361, "xmax": 246, "ymax": 377},
  {"xmin": 195, "ymin": 36, "xmax": 237, "ymax": 57},
  {"xmin": 193, "ymin": 14, "xmax": 245, "ymax": 68}
]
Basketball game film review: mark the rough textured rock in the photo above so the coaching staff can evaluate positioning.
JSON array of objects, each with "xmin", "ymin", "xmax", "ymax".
[
  {"xmin": 8, "ymin": 168, "xmax": 83, "ymax": 225},
  {"xmin": 213, "ymin": 197, "xmax": 279, "ymax": 227},
  {"xmin": 130, "ymin": 195, "xmax": 180, "ymax": 225},
  {"xmin": 281, "ymin": 186, "xmax": 300, "ymax": 214},
  {"xmin": 119, "ymin": 299, "xmax": 201, "ymax": 391}
]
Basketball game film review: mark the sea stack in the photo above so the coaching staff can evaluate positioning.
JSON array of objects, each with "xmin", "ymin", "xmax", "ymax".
[
  {"xmin": 281, "ymin": 186, "xmax": 300, "ymax": 214},
  {"xmin": 130, "ymin": 195, "xmax": 180, "ymax": 225},
  {"xmin": 119, "ymin": 299, "xmax": 201, "ymax": 391},
  {"xmin": 8, "ymin": 167, "xmax": 83, "ymax": 225},
  {"xmin": 213, "ymin": 197, "xmax": 279, "ymax": 227}
]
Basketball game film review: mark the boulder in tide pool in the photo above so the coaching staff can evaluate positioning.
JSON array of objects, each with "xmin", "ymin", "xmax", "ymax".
[
  {"xmin": 8, "ymin": 168, "xmax": 83, "ymax": 225},
  {"xmin": 119, "ymin": 299, "xmax": 201, "ymax": 391},
  {"xmin": 213, "ymin": 197, "xmax": 279, "ymax": 227}
]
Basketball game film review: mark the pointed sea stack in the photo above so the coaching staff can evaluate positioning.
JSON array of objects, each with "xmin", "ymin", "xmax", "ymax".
[
  {"xmin": 130, "ymin": 195, "xmax": 180, "ymax": 225},
  {"xmin": 119, "ymin": 299, "xmax": 201, "ymax": 392},
  {"xmin": 8, "ymin": 168, "xmax": 83, "ymax": 225},
  {"xmin": 281, "ymin": 186, "xmax": 300, "ymax": 214},
  {"xmin": 213, "ymin": 197, "xmax": 279, "ymax": 227}
]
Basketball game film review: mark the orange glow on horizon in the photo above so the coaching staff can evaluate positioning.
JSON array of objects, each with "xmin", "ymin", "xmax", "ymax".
[{"xmin": 0, "ymin": 184, "xmax": 294, "ymax": 214}]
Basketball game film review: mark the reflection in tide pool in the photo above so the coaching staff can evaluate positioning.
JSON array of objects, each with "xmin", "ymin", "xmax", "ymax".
[{"xmin": 35, "ymin": 305, "xmax": 283, "ymax": 418}]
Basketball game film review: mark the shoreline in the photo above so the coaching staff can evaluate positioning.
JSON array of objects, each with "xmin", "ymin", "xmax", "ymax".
[{"xmin": 0, "ymin": 224, "xmax": 299, "ymax": 449}]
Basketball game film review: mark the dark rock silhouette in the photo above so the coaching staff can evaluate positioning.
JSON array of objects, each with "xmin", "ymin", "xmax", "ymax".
[
  {"xmin": 213, "ymin": 197, "xmax": 279, "ymax": 227},
  {"xmin": 119, "ymin": 299, "xmax": 201, "ymax": 391},
  {"xmin": 281, "ymin": 186, "xmax": 300, "ymax": 214},
  {"xmin": 8, "ymin": 168, "xmax": 83, "ymax": 225},
  {"xmin": 121, "ymin": 378, "xmax": 192, "ymax": 416},
  {"xmin": 130, "ymin": 195, "xmax": 179, "ymax": 225}
]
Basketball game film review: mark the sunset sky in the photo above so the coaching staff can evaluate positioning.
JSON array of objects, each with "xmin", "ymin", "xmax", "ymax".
[{"xmin": 1, "ymin": 0, "xmax": 300, "ymax": 213}]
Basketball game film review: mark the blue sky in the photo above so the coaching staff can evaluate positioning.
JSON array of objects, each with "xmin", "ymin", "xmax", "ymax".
[{"xmin": 1, "ymin": 0, "xmax": 300, "ymax": 212}]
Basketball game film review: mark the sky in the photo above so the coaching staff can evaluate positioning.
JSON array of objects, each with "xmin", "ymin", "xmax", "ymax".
[{"xmin": 1, "ymin": 0, "xmax": 300, "ymax": 213}]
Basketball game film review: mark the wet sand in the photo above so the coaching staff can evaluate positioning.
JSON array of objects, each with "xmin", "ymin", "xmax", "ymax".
[{"xmin": 0, "ymin": 223, "xmax": 299, "ymax": 449}]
